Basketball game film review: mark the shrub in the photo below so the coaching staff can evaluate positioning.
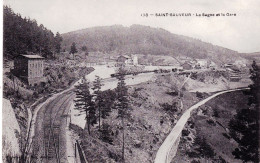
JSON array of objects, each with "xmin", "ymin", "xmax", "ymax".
[
  {"xmin": 166, "ymin": 91, "xmax": 178, "ymax": 96},
  {"xmin": 213, "ymin": 108, "xmax": 220, "ymax": 118},
  {"xmin": 161, "ymin": 102, "xmax": 178, "ymax": 114},
  {"xmin": 196, "ymin": 91, "xmax": 204, "ymax": 98},
  {"xmin": 191, "ymin": 160, "xmax": 200, "ymax": 163},
  {"xmin": 108, "ymin": 151, "xmax": 121, "ymax": 162},
  {"xmin": 207, "ymin": 119, "xmax": 216, "ymax": 126},
  {"xmin": 194, "ymin": 136, "xmax": 215, "ymax": 158},
  {"xmin": 182, "ymin": 129, "xmax": 190, "ymax": 137}
]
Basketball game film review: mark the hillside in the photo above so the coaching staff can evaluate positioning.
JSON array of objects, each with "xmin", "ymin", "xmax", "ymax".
[
  {"xmin": 173, "ymin": 90, "xmax": 251, "ymax": 163},
  {"xmin": 3, "ymin": 6, "xmax": 62, "ymax": 59},
  {"xmin": 240, "ymin": 52, "xmax": 260, "ymax": 64},
  {"xmin": 62, "ymin": 25, "xmax": 247, "ymax": 64}
]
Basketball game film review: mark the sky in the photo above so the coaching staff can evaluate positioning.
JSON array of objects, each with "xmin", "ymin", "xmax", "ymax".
[{"xmin": 3, "ymin": 0, "xmax": 260, "ymax": 53}]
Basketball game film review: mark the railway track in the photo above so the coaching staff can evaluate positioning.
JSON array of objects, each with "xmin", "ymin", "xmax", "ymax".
[{"xmin": 42, "ymin": 91, "xmax": 75, "ymax": 162}]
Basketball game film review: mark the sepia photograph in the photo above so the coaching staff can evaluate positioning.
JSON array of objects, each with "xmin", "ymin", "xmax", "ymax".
[{"xmin": 1, "ymin": 0, "xmax": 260, "ymax": 162}]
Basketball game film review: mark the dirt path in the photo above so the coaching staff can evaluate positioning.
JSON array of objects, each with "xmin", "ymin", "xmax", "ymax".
[{"xmin": 154, "ymin": 88, "xmax": 248, "ymax": 163}]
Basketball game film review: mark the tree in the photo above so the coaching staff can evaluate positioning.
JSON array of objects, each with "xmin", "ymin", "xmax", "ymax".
[
  {"xmin": 194, "ymin": 136, "xmax": 215, "ymax": 158},
  {"xmin": 54, "ymin": 32, "xmax": 63, "ymax": 54},
  {"xmin": 70, "ymin": 42, "xmax": 78, "ymax": 59},
  {"xmin": 100, "ymin": 89, "xmax": 116, "ymax": 119},
  {"xmin": 74, "ymin": 78, "xmax": 96, "ymax": 135},
  {"xmin": 3, "ymin": 6, "xmax": 57, "ymax": 59},
  {"xmin": 81, "ymin": 45, "xmax": 88, "ymax": 57},
  {"xmin": 100, "ymin": 123, "xmax": 113, "ymax": 144},
  {"xmin": 81, "ymin": 45, "xmax": 87, "ymax": 51},
  {"xmin": 229, "ymin": 61, "xmax": 259, "ymax": 163},
  {"xmin": 115, "ymin": 67, "xmax": 130, "ymax": 161},
  {"xmin": 93, "ymin": 76, "xmax": 103, "ymax": 130}
]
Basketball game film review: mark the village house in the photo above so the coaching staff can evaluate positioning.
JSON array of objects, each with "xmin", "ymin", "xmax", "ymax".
[
  {"xmin": 116, "ymin": 55, "xmax": 138, "ymax": 66},
  {"xmin": 13, "ymin": 54, "xmax": 45, "ymax": 86},
  {"xmin": 195, "ymin": 59, "xmax": 208, "ymax": 68}
]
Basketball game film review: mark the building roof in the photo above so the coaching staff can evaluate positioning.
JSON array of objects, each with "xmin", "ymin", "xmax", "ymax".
[
  {"xmin": 21, "ymin": 55, "xmax": 44, "ymax": 59},
  {"xmin": 119, "ymin": 55, "xmax": 131, "ymax": 59},
  {"xmin": 181, "ymin": 61, "xmax": 193, "ymax": 66}
]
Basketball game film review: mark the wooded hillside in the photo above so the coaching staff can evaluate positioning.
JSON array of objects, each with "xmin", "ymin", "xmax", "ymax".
[
  {"xmin": 62, "ymin": 25, "xmax": 246, "ymax": 64},
  {"xmin": 3, "ymin": 6, "xmax": 62, "ymax": 59}
]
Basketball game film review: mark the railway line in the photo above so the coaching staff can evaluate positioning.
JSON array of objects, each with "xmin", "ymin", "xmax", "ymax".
[
  {"xmin": 32, "ymin": 90, "xmax": 76, "ymax": 163},
  {"xmin": 44, "ymin": 91, "xmax": 75, "ymax": 162}
]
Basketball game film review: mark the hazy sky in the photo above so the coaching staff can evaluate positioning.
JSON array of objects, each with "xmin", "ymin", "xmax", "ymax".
[{"xmin": 3, "ymin": 0, "xmax": 260, "ymax": 53}]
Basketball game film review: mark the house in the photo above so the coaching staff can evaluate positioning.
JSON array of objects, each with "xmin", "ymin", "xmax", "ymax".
[
  {"xmin": 208, "ymin": 61, "xmax": 217, "ymax": 69},
  {"xmin": 117, "ymin": 55, "xmax": 138, "ymax": 66},
  {"xmin": 85, "ymin": 62, "xmax": 97, "ymax": 67},
  {"xmin": 196, "ymin": 59, "xmax": 208, "ymax": 68},
  {"xmin": 13, "ymin": 55, "xmax": 45, "ymax": 85},
  {"xmin": 182, "ymin": 61, "xmax": 193, "ymax": 70},
  {"xmin": 229, "ymin": 75, "xmax": 241, "ymax": 82}
]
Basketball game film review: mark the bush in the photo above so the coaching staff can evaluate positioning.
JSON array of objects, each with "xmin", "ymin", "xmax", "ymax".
[
  {"xmin": 161, "ymin": 102, "xmax": 178, "ymax": 114},
  {"xmin": 213, "ymin": 108, "xmax": 220, "ymax": 118},
  {"xmin": 196, "ymin": 91, "xmax": 204, "ymax": 98},
  {"xmin": 166, "ymin": 91, "xmax": 178, "ymax": 96},
  {"xmin": 207, "ymin": 119, "xmax": 216, "ymax": 126},
  {"xmin": 108, "ymin": 151, "xmax": 121, "ymax": 162},
  {"xmin": 190, "ymin": 73, "xmax": 198, "ymax": 80},
  {"xmin": 182, "ymin": 129, "xmax": 190, "ymax": 137},
  {"xmin": 32, "ymin": 92, "xmax": 39, "ymax": 98},
  {"xmin": 194, "ymin": 136, "xmax": 215, "ymax": 158}
]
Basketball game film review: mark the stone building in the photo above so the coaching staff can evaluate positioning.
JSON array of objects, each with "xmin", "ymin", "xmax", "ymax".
[
  {"xmin": 13, "ymin": 55, "xmax": 45, "ymax": 85},
  {"xmin": 117, "ymin": 55, "xmax": 138, "ymax": 66}
]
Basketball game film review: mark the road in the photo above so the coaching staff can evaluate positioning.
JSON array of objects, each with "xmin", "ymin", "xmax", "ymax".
[{"xmin": 154, "ymin": 88, "xmax": 248, "ymax": 163}]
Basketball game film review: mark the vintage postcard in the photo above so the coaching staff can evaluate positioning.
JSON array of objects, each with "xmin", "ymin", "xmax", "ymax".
[{"xmin": 2, "ymin": 0, "xmax": 260, "ymax": 162}]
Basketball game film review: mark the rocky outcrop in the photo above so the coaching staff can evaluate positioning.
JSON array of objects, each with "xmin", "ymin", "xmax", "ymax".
[{"xmin": 2, "ymin": 98, "xmax": 21, "ymax": 162}]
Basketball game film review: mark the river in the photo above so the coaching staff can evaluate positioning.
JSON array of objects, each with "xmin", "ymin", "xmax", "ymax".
[{"xmin": 71, "ymin": 65, "xmax": 155, "ymax": 128}]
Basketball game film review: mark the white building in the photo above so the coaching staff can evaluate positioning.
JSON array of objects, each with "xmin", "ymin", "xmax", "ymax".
[
  {"xmin": 117, "ymin": 54, "xmax": 138, "ymax": 66},
  {"xmin": 196, "ymin": 59, "xmax": 208, "ymax": 68}
]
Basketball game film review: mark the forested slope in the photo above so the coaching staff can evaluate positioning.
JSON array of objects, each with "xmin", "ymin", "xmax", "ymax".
[
  {"xmin": 62, "ymin": 25, "xmax": 247, "ymax": 64},
  {"xmin": 3, "ymin": 6, "xmax": 62, "ymax": 59}
]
